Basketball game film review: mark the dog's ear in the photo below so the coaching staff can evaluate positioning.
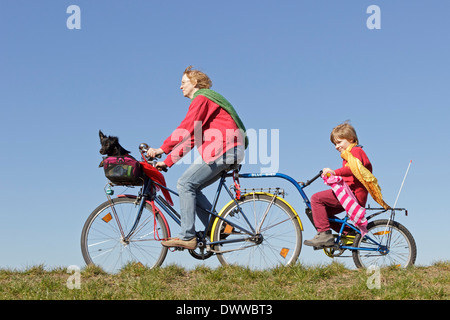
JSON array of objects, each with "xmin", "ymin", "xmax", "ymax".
[{"xmin": 99, "ymin": 130, "xmax": 106, "ymax": 141}]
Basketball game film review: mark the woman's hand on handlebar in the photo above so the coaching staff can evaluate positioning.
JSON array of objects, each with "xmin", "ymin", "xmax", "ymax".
[
  {"xmin": 155, "ymin": 161, "xmax": 168, "ymax": 172},
  {"xmin": 146, "ymin": 147, "xmax": 164, "ymax": 159}
]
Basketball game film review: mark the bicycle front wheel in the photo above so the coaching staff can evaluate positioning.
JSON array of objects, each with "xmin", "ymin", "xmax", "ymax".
[
  {"xmin": 352, "ymin": 219, "xmax": 416, "ymax": 268},
  {"xmin": 81, "ymin": 197, "xmax": 169, "ymax": 273},
  {"xmin": 211, "ymin": 193, "xmax": 302, "ymax": 270}
]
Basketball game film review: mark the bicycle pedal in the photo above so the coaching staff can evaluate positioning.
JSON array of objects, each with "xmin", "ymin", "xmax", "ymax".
[{"xmin": 313, "ymin": 244, "xmax": 339, "ymax": 250}]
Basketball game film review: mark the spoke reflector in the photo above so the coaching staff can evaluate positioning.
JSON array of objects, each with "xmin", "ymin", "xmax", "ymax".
[
  {"xmin": 373, "ymin": 231, "xmax": 391, "ymax": 236},
  {"xmin": 102, "ymin": 213, "xmax": 113, "ymax": 223},
  {"xmin": 280, "ymin": 248, "xmax": 289, "ymax": 258},
  {"xmin": 224, "ymin": 224, "xmax": 234, "ymax": 234}
]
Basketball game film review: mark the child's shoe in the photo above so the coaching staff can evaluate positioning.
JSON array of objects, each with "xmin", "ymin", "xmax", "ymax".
[{"xmin": 304, "ymin": 231, "xmax": 335, "ymax": 247}]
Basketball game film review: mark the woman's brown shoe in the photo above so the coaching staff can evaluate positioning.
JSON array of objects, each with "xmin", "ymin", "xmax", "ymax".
[{"xmin": 161, "ymin": 237, "xmax": 197, "ymax": 250}]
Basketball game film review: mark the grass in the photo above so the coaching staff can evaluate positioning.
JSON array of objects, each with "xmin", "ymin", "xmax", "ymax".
[{"xmin": 0, "ymin": 261, "xmax": 448, "ymax": 300}]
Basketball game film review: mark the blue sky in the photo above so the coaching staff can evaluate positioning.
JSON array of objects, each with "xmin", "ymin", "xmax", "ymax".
[{"xmin": 1, "ymin": 0, "xmax": 449, "ymax": 270}]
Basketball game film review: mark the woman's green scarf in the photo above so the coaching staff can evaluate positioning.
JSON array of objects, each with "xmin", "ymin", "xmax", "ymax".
[{"xmin": 193, "ymin": 89, "xmax": 249, "ymax": 149}]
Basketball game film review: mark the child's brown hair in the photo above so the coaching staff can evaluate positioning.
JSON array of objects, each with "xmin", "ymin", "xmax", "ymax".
[{"xmin": 330, "ymin": 121, "xmax": 359, "ymax": 145}]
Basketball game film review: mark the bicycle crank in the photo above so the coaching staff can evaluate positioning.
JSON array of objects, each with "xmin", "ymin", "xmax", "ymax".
[{"xmin": 188, "ymin": 244, "xmax": 214, "ymax": 260}]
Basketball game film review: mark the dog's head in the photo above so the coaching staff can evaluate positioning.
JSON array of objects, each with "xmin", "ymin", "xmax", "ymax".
[{"xmin": 99, "ymin": 130, "xmax": 130, "ymax": 156}]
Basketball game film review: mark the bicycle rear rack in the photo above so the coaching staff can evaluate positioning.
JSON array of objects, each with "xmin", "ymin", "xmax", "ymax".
[{"xmin": 231, "ymin": 186, "xmax": 286, "ymax": 198}]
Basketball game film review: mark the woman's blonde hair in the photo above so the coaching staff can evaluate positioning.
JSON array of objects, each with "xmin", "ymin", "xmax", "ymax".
[
  {"xmin": 183, "ymin": 65, "xmax": 212, "ymax": 89},
  {"xmin": 330, "ymin": 121, "xmax": 359, "ymax": 145}
]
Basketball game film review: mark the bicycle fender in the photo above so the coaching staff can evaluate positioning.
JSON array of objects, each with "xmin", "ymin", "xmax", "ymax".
[
  {"xmin": 117, "ymin": 194, "xmax": 171, "ymax": 238},
  {"xmin": 210, "ymin": 192, "xmax": 303, "ymax": 242}
]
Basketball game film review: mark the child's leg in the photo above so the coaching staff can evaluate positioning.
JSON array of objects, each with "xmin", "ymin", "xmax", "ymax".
[{"xmin": 310, "ymin": 189, "xmax": 344, "ymax": 232}]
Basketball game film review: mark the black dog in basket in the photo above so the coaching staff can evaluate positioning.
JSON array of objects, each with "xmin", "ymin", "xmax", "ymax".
[
  {"xmin": 99, "ymin": 130, "xmax": 131, "ymax": 158},
  {"xmin": 98, "ymin": 130, "xmax": 143, "ymax": 186}
]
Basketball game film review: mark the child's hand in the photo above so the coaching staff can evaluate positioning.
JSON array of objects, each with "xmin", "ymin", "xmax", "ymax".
[{"xmin": 322, "ymin": 168, "xmax": 335, "ymax": 176}]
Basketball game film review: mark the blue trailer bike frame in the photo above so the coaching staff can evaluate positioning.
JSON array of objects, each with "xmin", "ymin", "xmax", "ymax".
[{"xmin": 237, "ymin": 171, "xmax": 416, "ymax": 268}]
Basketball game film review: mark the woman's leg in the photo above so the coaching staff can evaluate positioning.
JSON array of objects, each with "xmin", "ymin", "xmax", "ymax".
[{"xmin": 176, "ymin": 147, "xmax": 244, "ymax": 240}]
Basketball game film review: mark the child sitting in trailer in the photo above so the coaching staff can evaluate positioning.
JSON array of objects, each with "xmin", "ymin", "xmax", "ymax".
[{"xmin": 304, "ymin": 121, "xmax": 389, "ymax": 248}]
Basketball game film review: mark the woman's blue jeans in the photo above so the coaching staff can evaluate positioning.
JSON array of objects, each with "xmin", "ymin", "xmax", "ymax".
[{"xmin": 176, "ymin": 147, "xmax": 244, "ymax": 240}]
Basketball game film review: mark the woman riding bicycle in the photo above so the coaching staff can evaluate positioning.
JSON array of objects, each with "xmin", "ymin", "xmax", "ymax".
[{"xmin": 146, "ymin": 66, "xmax": 247, "ymax": 250}]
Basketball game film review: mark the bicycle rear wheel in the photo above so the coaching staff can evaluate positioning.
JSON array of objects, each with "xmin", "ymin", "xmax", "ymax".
[
  {"xmin": 352, "ymin": 219, "xmax": 416, "ymax": 268},
  {"xmin": 211, "ymin": 193, "xmax": 302, "ymax": 270},
  {"xmin": 81, "ymin": 197, "xmax": 169, "ymax": 273}
]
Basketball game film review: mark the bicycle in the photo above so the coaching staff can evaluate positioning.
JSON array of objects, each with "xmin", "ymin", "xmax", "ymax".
[
  {"xmin": 81, "ymin": 144, "xmax": 416, "ymax": 273},
  {"xmin": 242, "ymin": 170, "xmax": 417, "ymax": 269},
  {"xmin": 81, "ymin": 143, "xmax": 303, "ymax": 273}
]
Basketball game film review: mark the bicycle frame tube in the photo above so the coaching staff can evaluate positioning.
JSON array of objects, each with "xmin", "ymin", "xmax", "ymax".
[
  {"xmin": 238, "ymin": 172, "xmax": 401, "ymax": 250},
  {"xmin": 329, "ymin": 216, "xmax": 390, "ymax": 252},
  {"xmin": 238, "ymin": 173, "xmax": 312, "ymax": 208},
  {"xmin": 154, "ymin": 196, "xmax": 181, "ymax": 225},
  {"xmin": 132, "ymin": 171, "xmax": 396, "ymax": 241},
  {"xmin": 122, "ymin": 171, "xmax": 319, "ymax": 244},
  {"xmin": 123, "ymin": 179, "xmax": 156, "ymax": 240},
  {"xmin": 146, "ymin": 172, "xmax": 256, "ymax": 237}
]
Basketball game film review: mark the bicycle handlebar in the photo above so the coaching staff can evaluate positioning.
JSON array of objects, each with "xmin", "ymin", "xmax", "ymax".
[
  {"xmin": 139, "ymin": 143, "xmax": 167, "ymax": 172},
  {"xmin": 302, "ymin": 170, "xmax": 323, "ymax": 187}
]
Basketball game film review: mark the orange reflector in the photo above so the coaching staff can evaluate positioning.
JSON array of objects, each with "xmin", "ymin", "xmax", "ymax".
[
  {"xmin": 280, "ymin": 248, "xmax": 289, "ymax": 258},
  {"xmin": 102, "ymin": 213, "xmax": 112, "ymax": 223},
  {"xmin": 373, "ymin": 230, "xmax": 391, "ymax": 236},
  {"xmin": 224, "ymin": 224, "xmax": 234, "ymax": 234}
]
